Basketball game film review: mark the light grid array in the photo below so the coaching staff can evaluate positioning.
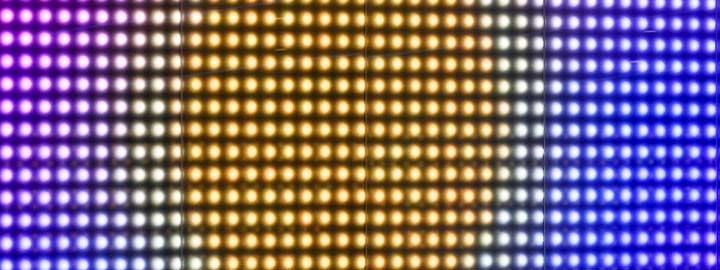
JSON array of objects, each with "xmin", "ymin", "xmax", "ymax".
[
  {"xmin": 480, "ymin": 0, "xmax": 544, "ymax": 268},
  {"xmin": 181, "ymin": 0, "xmax": 543, "ymax": 269},
  {"xmin": 181, "ymin": 2, "xmax": 373, "ymax": 268},
  {"xmin": 0, "ymin": 2, "xmax": 183, "ymax": 270},
  {"xmin": 545, "ymin": 0, "xmax": 718, "ymax": 269},
  {"xmin": 3, "ymin": 0, "xmax": 717, "ymax": 269}
]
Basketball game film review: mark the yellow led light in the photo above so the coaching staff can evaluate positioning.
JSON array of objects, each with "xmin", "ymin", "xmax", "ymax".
[{"xmin": 183, "ymin": 2, "xmax": 507, "ymax": 269}]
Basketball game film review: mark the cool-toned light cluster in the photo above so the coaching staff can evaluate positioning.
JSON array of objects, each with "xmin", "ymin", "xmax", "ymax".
[
  {"xmin": 0, "ymin": 2, "xmax": 183, "ymax": 270},
  {"xmin": 546, "ymin": 0, "xmax": 718, "ymax": 268},
  {"xmin": 7, "ymin": 0, "xmax": 716, "ymax": 269},
  {"xmin": 182, "ymin": 0, "xmax": 542, "ymax": 269},
  {"xmin": 482, "ymin": 0, "xmax": 545, "ymax": 268}
]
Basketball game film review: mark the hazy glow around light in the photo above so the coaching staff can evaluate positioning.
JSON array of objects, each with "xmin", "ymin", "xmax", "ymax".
[
  {"xmin": 0, "ymin": 5, "xmax": 182, "ymax": 270},
  {"xmin": 546, "ymin": 1, "xmax": 717, "ymax": 268},
  {"xmin": 182, "ymin": 1, "xmax": 543, "ymax": 269}
]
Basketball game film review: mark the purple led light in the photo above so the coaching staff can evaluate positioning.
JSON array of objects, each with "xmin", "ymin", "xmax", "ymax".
[
  {"xmin": 0, "ymin": 123, "xmax": 12, "ymax": 137},
  {"xmin": 18, "ymin": 32, "xmax": 32, "ymax": 46},
  {"xmin": 56, "ymin": 77, "xmax": 70, "ymax": 92},
  {"xmin": 57, "ymin": 33, "xmax": 71, "ymax": 46},
  {"xmin": 0, "ymin": 191, "xmax": 12, "ymax": 205},
  {"xmin": 37, "ymin": 100, "xmax": 51, "ymax": 114},
  {"xmin": 96, "ymin": 10, "xmax": 109, "ymax": 24},
  {"xmin": 18, "ymin": 9, "xmax": 32, "ymax": 23},
  {"xmin": 57, "ymin": 55, "xmax": 71, "ymax": 69},
  {"xmin": 38, "ymin": 55, "xmax": 51, "ymax": 69},
  {"xmin": 19, "ymin": 55, "xmax": 33, "ymax": 69},
  {"xmin": 38, "ymin": 32, "xmax": 51, "ymax": 46},
  {"xmin": 96, "ymin": 33, "xmax": 110, "ymax": 47},
  {"xmin": 0, "ymin": 101, "xmax": 13, "ymax": 115},
  {"xmin": 0, "ymin": 9, "xmax": 13, "ymax": 23},
  {"xmin": 0, "ymin": 32, "xmax": 13, "ymax": 45},
  {"xmin": 38, "ymin": 77, "xmax": 51, "ymax": 91},
  {"xmin": 57, "ymin": 9, "xmax": 71, "ymax": 24},
  {"xmin": 76, "ymin": 55, "xmax": 91, "ymax": 69},
  {"xmin": 18, "ymin": 100, "xmax": 32, "ymax": 114},
  {"xmin": 77, "ymin": 33, "xmax": 91, "ymax": 47},
  {"xmin": 0, "ymin": 54, "xmax": 12, "ymax": 69},
  {"xmin": 18, "ymin": 77, "xmax": 32, "ymax": 91},
  {"xmin": 0, "ymin": 77, "xmax": 12, "ymax": 91},
  {"xmin": 38, "ymin": 9, "xmax": 52, "ymax": 23},
  {"xmin": 18, "ymin": 146, "xmax": 32, "ymax": 160}
]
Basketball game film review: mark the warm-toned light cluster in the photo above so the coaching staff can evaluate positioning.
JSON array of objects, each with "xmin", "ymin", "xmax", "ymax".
[{"xmin": 182, "ymin": 0, "xmax": 543, "ymax": 269}]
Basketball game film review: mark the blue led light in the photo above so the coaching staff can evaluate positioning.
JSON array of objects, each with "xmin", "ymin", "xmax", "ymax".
[{"xmin": 546, "ymin": 0, "xmax": 717, "ymax": 268}]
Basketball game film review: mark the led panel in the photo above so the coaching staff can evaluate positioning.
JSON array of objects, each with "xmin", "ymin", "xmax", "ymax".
[
  {"xmin": 479, "ymin": 1, "xmax": 544, "ymax": 268},
  {"xmin": 4, "ymin": 0, "xmax": 715, "ymax": 269},
  {"xmin": 545, "ymin": 0, "xmax": 718, "ymax": 269},
  {"xmin": 0, "ymin": 2, "xmax": 182, "ymax": 270},
  {"xmin": 181, "ymin": 0, "xmax": 543, "ymax": 269},
  {"xmin": 181, "ymin": 2, "xmax": 370, "ymax": 269}
]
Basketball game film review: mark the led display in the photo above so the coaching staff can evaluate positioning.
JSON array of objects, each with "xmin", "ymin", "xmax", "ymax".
[
  {"xmin": 181, "ymin": 0, "xmax": 542, "ymax": 269},
  {"xmin": 0, "ymin": 2, "xmax": 183, "ymax": 270},
  {"xmin": 545, "ymin": 0, "xmax": 718, "ymax": 269},
  {"xmin": 0, "ymin": 0, "xmax": 716, "ymax": 269}
]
